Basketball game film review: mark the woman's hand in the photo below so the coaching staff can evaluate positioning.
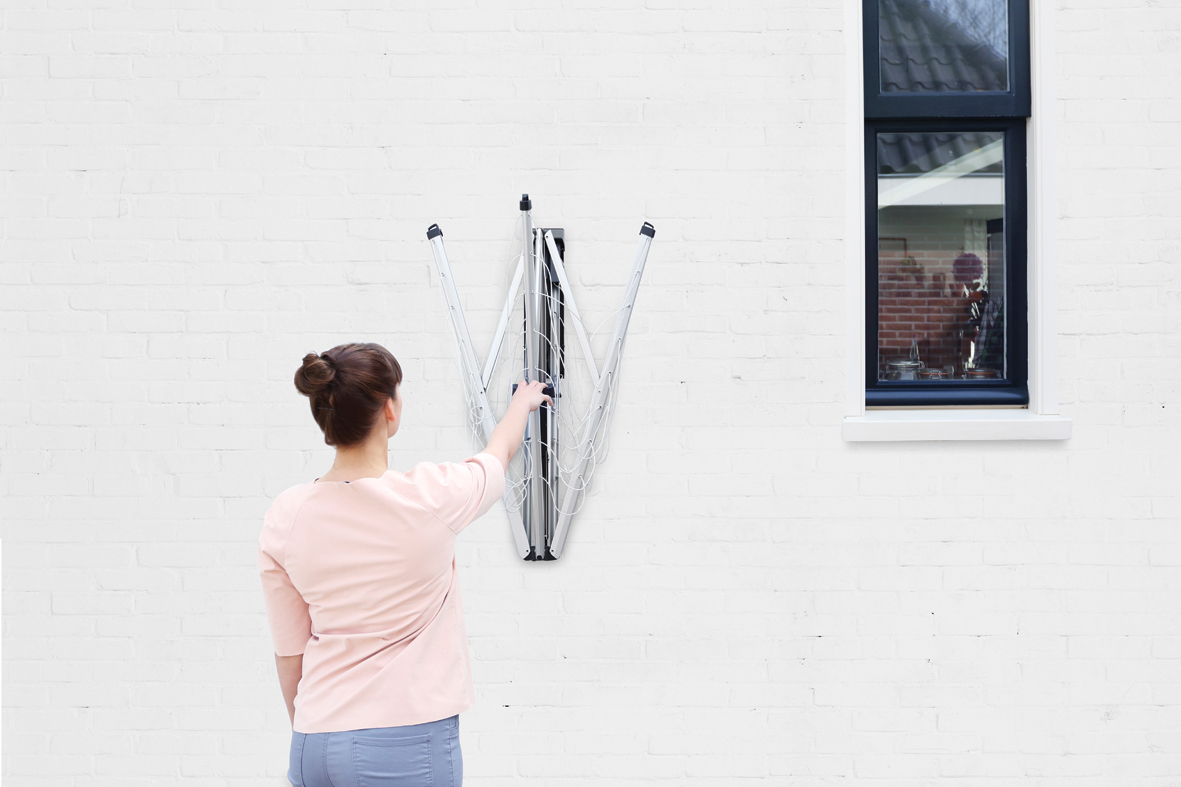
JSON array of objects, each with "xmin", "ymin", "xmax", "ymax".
[{"xmin": 511, "ymin": 380, "xmax": 553, "ymax": 412}]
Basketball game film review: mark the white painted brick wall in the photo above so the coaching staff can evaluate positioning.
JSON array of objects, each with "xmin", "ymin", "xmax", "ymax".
[{"xmin": 3, "ymin": 0, "xmax": 1180, "ymax": 784}]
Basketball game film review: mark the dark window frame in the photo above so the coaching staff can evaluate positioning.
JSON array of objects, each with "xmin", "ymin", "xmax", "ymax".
[
  {"xmin": 863, "ymin": 0, "xmax": 1031, "ymax": 408},
  {"xmin": 864, "ymin": 0, "xmax": 1031, "ymax": 120}
]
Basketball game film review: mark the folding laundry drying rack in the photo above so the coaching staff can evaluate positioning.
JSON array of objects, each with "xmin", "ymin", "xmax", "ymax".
[{"xmin": 427, "ymin": 195, "xmax": 654, "ymax": 560}]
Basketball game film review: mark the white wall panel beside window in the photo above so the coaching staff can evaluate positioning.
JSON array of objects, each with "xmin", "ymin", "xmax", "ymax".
[{"xmin": 843, "ymin": 0, "xmax": 1072, "ymax": 441}]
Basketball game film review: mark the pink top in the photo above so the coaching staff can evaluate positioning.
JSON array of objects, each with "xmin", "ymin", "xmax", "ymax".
[{"xmin": 258, "ymin": 452, "xmax": 505, "ymax": 733}]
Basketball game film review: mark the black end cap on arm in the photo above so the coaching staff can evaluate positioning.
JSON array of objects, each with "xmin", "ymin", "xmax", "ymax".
[
  {"xmin": 640, "ymin": 222, "xmax": 655, "ymax": 238},
  {"xmin": 426, "ymin": 224, "xmax": 443, "ymax": 240},
  {"xmin": 519, "ymin": 193, "xmax": 531, "ymax": 211}
]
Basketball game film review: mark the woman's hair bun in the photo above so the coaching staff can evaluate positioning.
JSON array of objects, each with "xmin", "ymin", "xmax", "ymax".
[
  {"xmin": 295, "ymin": 343, "xmax": 402, "ymax": 447},
  {"xmin": 294, "ymin": 352, "xmax": 336, "ymax": 396}
]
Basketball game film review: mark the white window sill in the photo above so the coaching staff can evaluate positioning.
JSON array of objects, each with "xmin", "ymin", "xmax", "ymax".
[{"xmin": 842, "ymin": 409, "xmax": 1072, "ymax": 442}]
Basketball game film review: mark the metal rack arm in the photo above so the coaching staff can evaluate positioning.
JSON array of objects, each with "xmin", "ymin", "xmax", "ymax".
[
  {"xmin": 482, "ymin": 255, "xmax": 525, "ymax": 390},
  {"xmin": 427, "ymin": 224, "xmax": 530, "ymax": 559},
  {"xmin": 549, "ymin": 223, "xmax": 654, "ymax": 558}
]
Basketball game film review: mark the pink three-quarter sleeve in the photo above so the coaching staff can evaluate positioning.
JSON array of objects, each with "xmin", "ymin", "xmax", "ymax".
[
  {"xmin": 418, "ymin": 452, "xmax": 506, "ymax": 534},
  {"xmin": 258, "ymin": 515, "xmax": 312, "ymax": 657}
]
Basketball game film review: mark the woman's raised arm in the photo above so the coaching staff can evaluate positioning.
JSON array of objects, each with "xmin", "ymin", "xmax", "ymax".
[{"xmin": 482, "ymin": 380, "xmax": 551, "ymax": 470}]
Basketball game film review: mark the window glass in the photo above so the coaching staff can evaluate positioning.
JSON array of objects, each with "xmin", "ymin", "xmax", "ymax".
[
  {"xmin": 876, "ymin": 131, "xmax": 1006, "ymax": 382},
  {"xmin": 879, "ymin": 0, "xmax": 1009, "ymax": 93}
]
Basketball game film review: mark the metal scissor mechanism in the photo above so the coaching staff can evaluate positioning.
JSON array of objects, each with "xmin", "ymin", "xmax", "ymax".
[{"xmin": 426, "ymin": 195, "xmax": 654, "ymax": 560}]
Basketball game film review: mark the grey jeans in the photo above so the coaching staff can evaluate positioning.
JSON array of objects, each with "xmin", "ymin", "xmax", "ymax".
[{"xmin": 288, "ymin": 715, "xmax": 461, "ymax": 787}]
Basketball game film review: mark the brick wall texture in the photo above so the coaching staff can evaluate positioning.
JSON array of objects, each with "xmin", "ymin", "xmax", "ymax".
[{"xmin": 3, "ymin": 1, "xmax": 1180, "ymax": 784}]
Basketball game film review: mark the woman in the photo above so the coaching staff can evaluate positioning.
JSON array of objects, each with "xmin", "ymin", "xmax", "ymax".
[{"xmin": 259, "ymin": 342, "xmax": 550, "ymax": 787}]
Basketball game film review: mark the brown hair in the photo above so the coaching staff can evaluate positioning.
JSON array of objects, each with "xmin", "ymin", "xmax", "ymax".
[{"xmin": 293, "ymin": 343, "xmax": 402, "ymax": 447}]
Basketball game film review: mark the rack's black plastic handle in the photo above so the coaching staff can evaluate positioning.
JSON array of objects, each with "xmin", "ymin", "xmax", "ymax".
[{"xmin": 512, "ymin": 383, "xmax": 556, "ymax": 401}]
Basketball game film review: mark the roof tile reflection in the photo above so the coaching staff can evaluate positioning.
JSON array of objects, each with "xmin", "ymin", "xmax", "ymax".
[
  {"xmin": 879, "ymin": 0, "xmax": 1008, "ymax": 93},
  {"xmin": 878, "ymin": 131, "xmax": 1004, "ymax": 175}
]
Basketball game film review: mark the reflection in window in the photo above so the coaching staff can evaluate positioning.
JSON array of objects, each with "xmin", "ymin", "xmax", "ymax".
[
  {"xmin": 877, "ymin": 131, "xmax": 1006, "ymax": 382},
  {"xmin": 879, "ymin": 0, "xmax": 1008, "ymax": 93}
]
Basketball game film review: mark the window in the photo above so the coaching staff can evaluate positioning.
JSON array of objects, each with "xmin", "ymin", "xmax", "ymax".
[{"xmin": 863, "ymin": 0, "xmax": 1031, "ymax": 407}]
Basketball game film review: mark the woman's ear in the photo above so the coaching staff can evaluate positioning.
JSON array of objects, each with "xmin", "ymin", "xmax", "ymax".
[{"xmin": 384, "ymin": 394, "xmax": 400, "ymax": 439}]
